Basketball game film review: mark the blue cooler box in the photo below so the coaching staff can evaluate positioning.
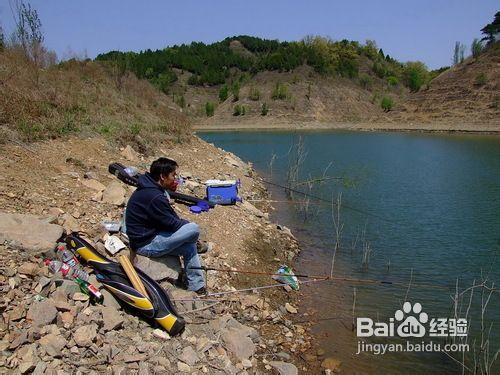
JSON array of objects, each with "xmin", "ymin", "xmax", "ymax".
[{"xmin": 205, "ymin": 180, "xmax": 239, "ymax": 205}]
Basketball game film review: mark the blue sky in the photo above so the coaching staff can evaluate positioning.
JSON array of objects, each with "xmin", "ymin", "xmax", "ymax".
[{"xmin": 0, "ymin": 1, "xmax": 497, "ymax": 69}]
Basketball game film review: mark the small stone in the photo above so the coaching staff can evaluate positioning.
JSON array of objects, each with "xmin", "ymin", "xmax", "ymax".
[
  {"xmin": 84, "ymin": 171, "xmax": 99, "ymax": 180},
  {"xmin": 269, "ymin": 361, "xmax": 299, "ymax": 375},
  {"xmin": 101, "ymin": 288, "xmax": 122, "ymax": 310},
  {"xmin": 179, "ymin": 346, "xmax": 199, "ymax": 366},
  {"xmin": 32, "ymin": 362, "xmax": 47, "ymax": 375},
  {"xmin": 17, "ymin": 344, "xmax": 39, "ymax": 374},
  {"xmin": 123, "ymin": 354, "xmax": 147, "ymax": 363},
  {"xmin": 54, "ymin": 300, "xmax": 72, "ymax": 311},
  {"xmin": 39, "ymin": 333, "xmax": 67, "ymax": 357},
  {"xmin": 61, "ymin": 213, "xmax": 80, "ymax": 233},
  {"xmin": 60, "ymin": 311, "xmax": 74, "ymax": 326},
  {"xmin": 152, "ymin": 329, "xmax": 170, "ymax": 340},
  {"xmin": 73, "ymin": 292, "xmax": 90, "ymax": 301},
  {"xmin": 82, "ymin": 178, "xmax": 106, "ymax": 192},
  {"xmin": 241, "ymin": 359, "xmax": 252, "ymax": 368},
  {"xmin": 321, "ymin": 357, "xmax": 342, "ymax": 372},
  {"xmin": 285, "ymin": 303, "xmax": 298, "ymax": 314},
  {"xmin": 9, "ymin": 303, "xmax": 26, "ymax": 321},
  {"xmin": 177, "ymin": 362, "xmax": 191, "ymax": 372},
  {"xmin": 121, "ymin": 145, "xmax": 139, "ymax": 162},
  {"xmin": 101, "ymin": 306, "xmax": 124, "ymax": 331},
  {"xmin": 18, "ymin": 262, "xmax": 40, "ymax": 276},
  {"xmin": 73, "ymin": 324, "xmax": 97, "ymax": 347}
]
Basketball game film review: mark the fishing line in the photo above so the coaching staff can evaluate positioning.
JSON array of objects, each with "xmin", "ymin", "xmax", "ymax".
[{"xmin": 260, "ymin": 178, "xmax": 395, "ymax": 223}]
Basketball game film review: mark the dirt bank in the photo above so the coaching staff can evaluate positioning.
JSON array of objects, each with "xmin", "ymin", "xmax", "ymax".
[{"xmin": 195, "ymin": 120, "xmax": 500, "ymax": 134}]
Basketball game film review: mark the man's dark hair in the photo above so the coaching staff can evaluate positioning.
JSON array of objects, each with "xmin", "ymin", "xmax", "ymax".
[{"xmin": 150, "ymin": 157, "xmax": 178, "ymax": 181}]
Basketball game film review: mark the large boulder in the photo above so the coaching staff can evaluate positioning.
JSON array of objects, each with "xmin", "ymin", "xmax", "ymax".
[
  {"xmin": 134, "ymin": 254, "xmax": 181, "ymax": 281},
  {"xmin": 0, "ymin": 212, "xmax": 63, "ymax": 254}
]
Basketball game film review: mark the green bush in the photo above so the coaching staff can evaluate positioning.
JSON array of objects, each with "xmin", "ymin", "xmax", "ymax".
[
  {"xmin": 271, "ymin": 82, "xmax": 289, "ymax": 100},
  {"xmin": 175, "ymin": 94, "xmax": 186, "ymax": 108},
  {"xmin": 381, "ymin": 96, "xmax": 393, "ymax": 112},
  {"xmin": 475, "ymin": 73, "xmax": 487, "ymax": 86},
  {"xmin": 249, "ymin": 87, "xmax": 260, "ymax": 101},
  {"xmin": 205, "ymin": 101, "xmax": 215, "ymax": 117},
  {"xmin": 130, "ymin": 123, "xmax": 141, "ymax": 135},
  {"xmin": 372, "ymin": 61, "xmax": 387, "ymax": 78},
  {"xmin": 471, "ymin": 38, "xmax": 483, "ymax": 58},
  {"xmin": 218, "ymin": 85, "xmax": 228, "ymax": 102},
  {"xmin": 359, "ymin": 74, "xmax": 373, "ymax": 89},
  {"xmin": 403, "ymin": 62, "xmax": 429, "ymax": 92},
  {"xmin": 231, "ymin": 82, "xmax": 240, "ymax": 102},
  {"xmin": 386, "ymin": 76, "xmax": 399, "ymax": 86},
  {"xmin": 261, "ymin": 102, "xmax": 269, "ymax": 116},
  {"xmin": 233, "ymin": 104, "xmax": 243, "ymax": 116}
]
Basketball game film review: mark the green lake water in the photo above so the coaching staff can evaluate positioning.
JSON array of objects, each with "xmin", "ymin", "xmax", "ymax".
[{"xmin": 198, "ymin": 130, "xmax": 500, "ymax": 374}]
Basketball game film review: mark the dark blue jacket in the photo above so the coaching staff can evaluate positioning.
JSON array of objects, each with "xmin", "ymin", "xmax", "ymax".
[{"xmin": 125, "ymin": 173, "xmax": 189, "ymax": 249}]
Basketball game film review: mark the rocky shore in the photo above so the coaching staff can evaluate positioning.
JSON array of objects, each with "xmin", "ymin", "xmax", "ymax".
[{"xmin": 0, "ymin": 136, "xmax": 337, "ymax": 374}]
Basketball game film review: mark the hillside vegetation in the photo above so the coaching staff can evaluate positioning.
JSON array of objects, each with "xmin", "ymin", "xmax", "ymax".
[
  {"xmin": 0, "ymin": 49, "xmax": 190, "ymax": 151},
  {"xmin": 393, "ymin": 42, "xmax": 500, "ymax": 125}
]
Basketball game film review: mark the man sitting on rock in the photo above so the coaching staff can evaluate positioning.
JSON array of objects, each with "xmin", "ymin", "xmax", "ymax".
[{"xmin": 125, "ymin": 157, "xmax": 206, "ymax": 294}]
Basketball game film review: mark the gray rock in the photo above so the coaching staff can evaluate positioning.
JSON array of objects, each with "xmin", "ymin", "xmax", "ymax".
[
  {"xmin": 39, "ymin": 333, "xmax": 67, "ymax": 357},
  {"xmin": 269, "ymin": 361, "xmax": 299, "ymax": 375},
  {"xmin": 61, "ymin": 213, "xmax": 80, "ymax": 233},
  {"xmin": 224, "ymin": 154, "xmax": 248, "ymax": 169},
  {"xmin": 134, "ymin": 254, "xmax": 181, "ymax": 281},
  {"xmin": 27, "ymin": 299, "xmax": 58, "ymax": 326},
  {"xmin": 0, "ymin": 212, "xmax": 63, "ymax": 254},
  {"xmin": 101, "ymin": 306, "xmax": 124, "ymax": 331},
  {"xmin": 81, "ymin": 179, "xmax": 106, "ymax": 192},
  {"xmin": 239, "ymin": 201, "xmax": 266, "ymax": 218},
  {"xmin": 121, "ymin": 145, "xmax": 139, "ymax": 162},
  {"xmin": 73, "ymin": 324, "xmax": 97, "ymax": 347},
  {"xmin": 221, "ymin": 330, "xmax": 255, "ymax": 361},
  {"xmin": 177, "ymin": 361, "xmax": 191, "ymax": 372},
  {"xmin": 32, "ymin": 361, "xmax": 47, "ymax": 375},
  {"xmin": 102, "ymin": 182, "xmax": 126, "ymax": 206},
  {"xmin": 179, "ymin": 346, "xmax": 199, "ymax": 366}
]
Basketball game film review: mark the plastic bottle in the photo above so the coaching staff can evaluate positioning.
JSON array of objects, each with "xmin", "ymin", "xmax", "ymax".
[
  {"xmin": 56, "ymin": 244, "xmax": 79, "ymax": 268},
  {"xmin": 75, "ymin": 278, "xmax": 103, "ymax": 304},
  {"xmin": 44, "ymin": 259, "xmax": 89, "ymax": 281}
]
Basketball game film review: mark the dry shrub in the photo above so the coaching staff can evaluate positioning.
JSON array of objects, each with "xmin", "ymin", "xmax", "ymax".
[{"xmin": 0, "ymin": 48, "xmax": 191, "ymax": 151}]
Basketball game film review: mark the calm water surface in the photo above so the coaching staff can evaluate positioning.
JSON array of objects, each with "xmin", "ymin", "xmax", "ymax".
[{"xmin": 199, "ymin": 130, "xmax": 500, "ymax": 374}]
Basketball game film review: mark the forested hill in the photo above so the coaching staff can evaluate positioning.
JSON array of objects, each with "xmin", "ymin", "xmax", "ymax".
[
  {"xmin": 96, "ymin": 35, "xmax": 432, "ymax": 93},
  {"xmin": 95, "ymin": 27, "xmax": 499, "ymax": 128}
]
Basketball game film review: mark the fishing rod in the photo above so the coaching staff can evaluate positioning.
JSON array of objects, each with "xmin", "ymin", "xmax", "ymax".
[
  {"xmin": 191, "ymin": 266, "xmax": 500, "ymax": 293},
  {"xmin": 259, "ymin": 178, "xmax": 394, "ymax": 223},
  {"xmin": 191, "ymin": 266, "xmax": 329, "ymax": 279}
]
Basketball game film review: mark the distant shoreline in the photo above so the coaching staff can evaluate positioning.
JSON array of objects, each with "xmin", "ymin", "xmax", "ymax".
[{"xmin": 194, "ymin": 121, "xmax": 500, "ymax": 134}]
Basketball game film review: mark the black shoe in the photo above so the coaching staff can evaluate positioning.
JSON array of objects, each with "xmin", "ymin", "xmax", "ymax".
[
  {"xmin": 196, "ymin": 241, "xmax": 212, "ymax": 254},
  {"xmin": 195, "ymin": 287, "xmax": 207, "ymax": 295}
]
